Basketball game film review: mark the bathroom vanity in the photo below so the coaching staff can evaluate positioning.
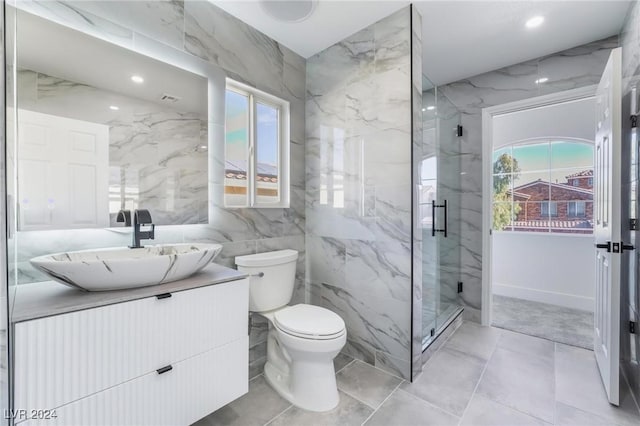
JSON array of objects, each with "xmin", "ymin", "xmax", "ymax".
[{"xmin": 11, "ymin": 264, "xmax": 249, "ymax": 425}]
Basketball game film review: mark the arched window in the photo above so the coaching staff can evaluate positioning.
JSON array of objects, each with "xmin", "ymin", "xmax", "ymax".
[{"xmin": 492, "ymin": 138, "xmax": 594, "ymax": 234}]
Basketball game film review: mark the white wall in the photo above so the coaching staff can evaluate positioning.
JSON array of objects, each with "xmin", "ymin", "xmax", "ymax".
[
  {"xmin": 493, "ymin": 96, "xmax": 595, "ymax": 148},
  {"xmin": 492, "ymin": 232, "xmax": 594, "ymax": 311}
]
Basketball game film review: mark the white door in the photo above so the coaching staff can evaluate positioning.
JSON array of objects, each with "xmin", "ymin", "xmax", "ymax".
[
  {"xmin": 16, "ymin": 109, "xmax": 109, "ymax": 230},
  {"xmin": 594, "ymin": 47, "xmax": 622, "ymax": 406}
]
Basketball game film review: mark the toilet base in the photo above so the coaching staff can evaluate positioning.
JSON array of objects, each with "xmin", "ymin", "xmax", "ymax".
[{"xmin": 264, "ymin": 358, "xmax": 340, "ymax": 412}]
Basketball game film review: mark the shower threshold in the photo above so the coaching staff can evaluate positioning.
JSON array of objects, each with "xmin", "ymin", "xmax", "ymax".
[{"xmin": 422, "ymin": 304, "xmax": 464, "ymax": 350}]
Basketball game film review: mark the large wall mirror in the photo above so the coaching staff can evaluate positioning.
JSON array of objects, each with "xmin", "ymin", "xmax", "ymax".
[{"xmin": 11, "ymin": 9, "xmax": 223, "ymax": 230}]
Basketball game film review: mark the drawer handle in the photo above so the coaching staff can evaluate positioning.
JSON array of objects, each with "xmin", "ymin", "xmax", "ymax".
[
  {"xmin": 156, "ymin": 293, "xmax": 172, "ymax": 300},
  {"xmin": 156, "ymin": 365, "xmax": 173, "ymax": 375}
]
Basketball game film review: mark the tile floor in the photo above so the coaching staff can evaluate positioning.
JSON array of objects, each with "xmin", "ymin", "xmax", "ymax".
[
  {"xmin": 492, "ymin": 295, "xmax": 593, "ymax": 349},
  {"xmin": 194, "ymin": 322, "xmax": 640, "ymax": 426}
]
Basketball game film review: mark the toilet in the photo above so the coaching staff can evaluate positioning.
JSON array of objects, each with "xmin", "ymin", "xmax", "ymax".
[{"xmin": 235, "ymin": 249, "xmax": 346, "ymax": 412}]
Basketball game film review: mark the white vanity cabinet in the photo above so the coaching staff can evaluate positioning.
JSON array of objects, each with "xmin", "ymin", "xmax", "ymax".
[{"xmin": 13, "ymin": 278, "xmax": 249, "ymax": 425}]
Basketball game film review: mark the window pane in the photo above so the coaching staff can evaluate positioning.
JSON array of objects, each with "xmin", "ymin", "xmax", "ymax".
[
  {"xmin": 551, "ymin": 201, "xmax": 593, "ymax": 234},
  {"xmin": 551, "ymin": 168, "xmax": 593, "ymax": 191},
  {"xmin": 511, "ymin": 201, "xmax": 550, "ymax": 232},
  {"xmin": 493, "ymin": 202, "xmax": 515, "ymax": 231},
  {"xmin": 492, "ymin": 147, "xmax": 512, "ymax": 172},
  {"xmin": 256, "ymin": 102, "xmax": 279, "ymax": 204},
  {"xmin": 512, "ymin": 142, "xmax": 549, "ymax": 173},
  {"xmin": 492, "ymin": 174, "xmax": 512, "ymax": 202},
  {"xmin": 550, "ymin": 141, "xmax": 593, "ymax": 169},
  {"xmin": 513, "ymin": 172, "xmax": 551, "ymax": 202},
  {"xmin": 225, "ymin": 89, "xmax": 249, "ymax": 207}
]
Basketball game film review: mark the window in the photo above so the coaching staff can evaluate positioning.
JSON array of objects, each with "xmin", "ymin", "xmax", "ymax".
[
  {"xmin": 568, "ymin": 201, "xmax": 586, "ymax": 217},
  {"xmin": 492, "ymin": 139, "xmax": 594, "ymax": 234},
  {"xmin": 541, "ymin": 201, "xmax": 558, "ymax": 217},
  {"xmin": 224, "ymin": 80, "xmax": 290, "ymax": 208}
]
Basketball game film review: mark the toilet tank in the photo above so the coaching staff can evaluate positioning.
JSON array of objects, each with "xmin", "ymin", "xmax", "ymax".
[{"xmin": 235, "ymin": 249, "xmax": 298, "ymax": 312}]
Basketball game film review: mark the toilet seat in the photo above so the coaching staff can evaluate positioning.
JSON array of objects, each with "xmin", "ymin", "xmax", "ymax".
[{"xmin": 274, "ymin": 304, "xmax": 345, "ymax": 340}]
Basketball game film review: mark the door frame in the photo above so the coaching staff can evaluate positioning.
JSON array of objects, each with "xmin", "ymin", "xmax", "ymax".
[{"xmin": 480, "ymin": 85, "xmax": 598, "ymax": 326}]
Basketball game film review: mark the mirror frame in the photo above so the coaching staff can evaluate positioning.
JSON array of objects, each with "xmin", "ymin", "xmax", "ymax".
[{"xmin": 8, "ymin": 2, "xmax": 227, "ymax": 229}]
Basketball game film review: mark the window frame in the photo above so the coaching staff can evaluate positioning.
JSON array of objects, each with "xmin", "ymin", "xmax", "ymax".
[
  {"xmin": 568, "ymin": 200, "xmax": 586, "ymax": 218},
  {"xmin": 225, "ymin": 79, "xmax": 290, "ymax": 208},
  {"xmin": 541, "ymin": 201, "xmax": 558, "ymax": 217}
]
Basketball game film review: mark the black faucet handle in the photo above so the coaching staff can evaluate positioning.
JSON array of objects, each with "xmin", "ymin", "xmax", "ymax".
[
  {"xmin": 116, "ymin": 210, "xmax": 132, "ymax": 226},
  {"xmin": 134, "ymin": 209, "xmax": 153, "ymax": 224}
]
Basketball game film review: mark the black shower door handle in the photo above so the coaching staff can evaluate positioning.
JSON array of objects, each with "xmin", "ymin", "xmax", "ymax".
[{"xmin": 432, "ymin": 200, "xmax": 448, "ymax": 238}]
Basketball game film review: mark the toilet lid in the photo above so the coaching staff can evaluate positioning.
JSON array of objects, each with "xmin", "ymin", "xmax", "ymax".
[{"xmin": 274, "ymin": 304, "xmax": 345, "ymax": 339}]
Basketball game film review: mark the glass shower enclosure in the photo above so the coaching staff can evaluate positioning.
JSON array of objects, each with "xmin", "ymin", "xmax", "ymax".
[{"xmin": 419, "ymin": 76, "xmax": 464, "ymax": 349}]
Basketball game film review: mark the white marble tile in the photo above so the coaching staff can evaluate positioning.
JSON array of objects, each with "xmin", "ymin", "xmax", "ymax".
[
  {"xmin": 66, "ymin": 0, "xmax": 185, "ymax": 50},
  {"xmin": 307, "ymin": 236, "xmax": 346, "ymax": 287},
  {"xmin": 16, "ymin": 0, "xmax": 134, "ymax": 48},
  {"xmin": 184, "ymin": 1, "xmax": 284, "ymax": 96}
]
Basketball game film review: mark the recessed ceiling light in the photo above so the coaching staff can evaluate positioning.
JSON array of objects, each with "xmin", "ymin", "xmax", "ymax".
[
  {"xmin": 535, "ymin": 77, "xmax": 549, "ymax": 84},
  {"xmin": 526, "ymin": 16, "xmax": 545, "ymax": 29},
  {"xmin": 131, "ymin": 75, "xmax": 144, "ymax": 84},
  {"xmin": 261, "ymin": 0, "xmax": 317, "ymax": 23},
  {"xmin": 427, "ymin": 106, "xmax": 435, "ymax": 111},
  {"xmin": 422, "ymin": 108, "xmax": 426, "ymax": 111},
  {"xmin": 109, "ymin": 105, "xmax": 119, "ymax": 111}
]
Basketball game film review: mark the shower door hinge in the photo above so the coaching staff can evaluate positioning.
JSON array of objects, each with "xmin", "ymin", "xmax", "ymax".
[
  {"xmin": 631, "ymin": 218, "xmax": 637, "ymax": 231},
  {"xmin": 456, "ymin": 125, "xmax": 463, "ymax": 137},
  {"xmin": 457, "ymin": 282, "xmax": 463, "ymax": 293},
  {"xmin": 430, "ymin": 328, "xmax": 435, "ymax": 337},
  {"xmin": 631, "ymin": 115, "xmax": 638, "ymax": 128},
  {"xmin": 631, "ymin": 321, "xmax": 636, "ymax": 334}
]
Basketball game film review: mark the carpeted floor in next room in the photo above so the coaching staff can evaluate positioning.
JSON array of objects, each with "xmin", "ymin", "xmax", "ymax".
[{"xmin": 491, "ymin": 294, "xmax": 594, "ymax": 350}]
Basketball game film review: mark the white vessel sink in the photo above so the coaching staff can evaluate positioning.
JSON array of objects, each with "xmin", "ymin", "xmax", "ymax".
[{"xmin": 30, "ymin": 243, "xmax": 223, "ymax": 291}]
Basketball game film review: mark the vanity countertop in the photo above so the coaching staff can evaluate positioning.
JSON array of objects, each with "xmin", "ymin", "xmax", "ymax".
[{"xmin": 12, "ymin": 264, "xmax": 248, "ymax": 323}]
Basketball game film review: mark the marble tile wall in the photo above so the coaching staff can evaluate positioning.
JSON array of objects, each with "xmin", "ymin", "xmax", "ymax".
[
  {"xmin": 440, "ymin": 35, "xmax": 619, "ymax": 322},
  {"xmin": 11, "ymin": 0, "xmax": 306, "ymax": 379},
  {"xmin": 306, "ymin": 6, "xmax": 415, "ymax": 380},
  {"xmin": 17, "ymin": 69, "xmax": 209, "ymax": 226},
  {"xmin": 620, "ymin": 0, "xmax": 640, "ymax": 407}
]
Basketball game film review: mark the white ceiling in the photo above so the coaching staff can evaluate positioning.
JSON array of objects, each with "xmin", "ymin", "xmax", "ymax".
[
  {"xmin": 212, "ymin": 0, "xmax": 632, "ymax": 86},
  {"xmin": 416, "ymin": 1, "xmax": 632, "ymax": 85},
  {"xmin": 211, "ymin": 0, "xmax": 409, "ymax": 58}
]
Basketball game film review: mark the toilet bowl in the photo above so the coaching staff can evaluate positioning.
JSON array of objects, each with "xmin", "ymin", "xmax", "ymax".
[{"xmin": 236, "ymin": 250, "xmax": 347, "ymax": 412}]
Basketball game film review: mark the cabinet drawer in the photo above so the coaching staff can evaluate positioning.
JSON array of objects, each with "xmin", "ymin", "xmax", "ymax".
[
  {"xmin": 19, "ymin": 337, "xmax": 249, "ymax": 426},
  {"xmin": 15, "ymin": 278, "xmax": 248, "ymax": 412}
]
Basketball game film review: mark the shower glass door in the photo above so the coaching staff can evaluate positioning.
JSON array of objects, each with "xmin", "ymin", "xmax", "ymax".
[{"xmin": 420, "ymin": 79, "xmax": 464, "ymax": 348}]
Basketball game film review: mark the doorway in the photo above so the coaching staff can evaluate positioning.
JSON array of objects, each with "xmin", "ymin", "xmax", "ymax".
[{"xmin": 481, "ymin": 86, "xmax": 597, "ymax": 349}]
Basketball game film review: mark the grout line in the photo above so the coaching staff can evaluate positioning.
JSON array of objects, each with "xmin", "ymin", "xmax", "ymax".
[
  {"xmin": 263, "ymin": 405, "xmax": 293, "ymax": 426},
  {"xmin": 342, "ymin": 358, "xmax": 407, "ymax": 382},
  {"xmin": 359, "ymin": 381, "xmax": 404, "ymax": 425},
  {"xmin": 395, "ymin": 387, "xmax": 462, "ymax": 421},
  {"xmin": 337, "ymin": 386, "xmax": 379, "ymax": 411},
  {"xmin": 457, "ymin": 334, "xmax": 554, "ymax": 425},
  {"xmin": 456, "ymin": 329, "xmax": 499, "ymax": 425},
  {"xmin": 335, "ymin": 358, "xmax": 356, "ymax": 374}
]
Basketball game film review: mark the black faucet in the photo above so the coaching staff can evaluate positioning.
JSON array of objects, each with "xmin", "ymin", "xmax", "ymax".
[{"xmin": 117, "ymin": 209, "xmax": 155, "ymax": 249}]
